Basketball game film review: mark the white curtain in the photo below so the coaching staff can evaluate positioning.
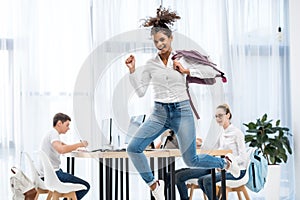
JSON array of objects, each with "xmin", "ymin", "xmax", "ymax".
[{"xmin": 0, "ymin": 0, "xmax": 294, "ymax": 199}]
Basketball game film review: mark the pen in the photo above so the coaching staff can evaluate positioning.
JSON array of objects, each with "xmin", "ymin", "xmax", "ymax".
[{"xmin": 80, "ymin": 140, "xmax": 88, "ymax": 151}]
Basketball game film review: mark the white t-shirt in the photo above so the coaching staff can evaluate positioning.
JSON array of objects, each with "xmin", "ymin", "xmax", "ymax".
[{"xmin": 39, "ymin": 128, "xmax": 61, "ymax": 176}]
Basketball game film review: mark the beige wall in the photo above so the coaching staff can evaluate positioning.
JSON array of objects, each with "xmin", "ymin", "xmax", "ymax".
[{"xmin": 289, "ymin": 0, "xmax": 300, "ymax": 196}]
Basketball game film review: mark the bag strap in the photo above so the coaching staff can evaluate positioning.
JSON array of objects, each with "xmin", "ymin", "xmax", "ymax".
[
  {"xmin": 185, "ymin": 80, "xmax": 200, "ymax": 119},
  {"xmin": 172, "ymin": 50, "xmax": 227, "ymax": 120}
]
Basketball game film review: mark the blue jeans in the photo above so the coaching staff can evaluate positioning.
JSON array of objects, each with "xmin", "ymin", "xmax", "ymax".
[
  {"xmin": 56, "ymin": 169, "xmax": 90, "ymax": 199},
  {"xmin": 127, "ymin": 100, "xmax": 226, "ymax": 186},
  {"xmin": 175, "ymin": 168, "xmax": 247, "ymax": 200},
  {"xmin": 175, "ymin": 168, "xmax": 211, "ymax": 200},
  {"xmin": 198, "ymin": 169, "xmax": 247, "ymax": 200}
]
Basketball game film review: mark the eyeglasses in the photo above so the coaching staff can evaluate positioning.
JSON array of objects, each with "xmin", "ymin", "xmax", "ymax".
[{"xmin": 215, "ymin": 113, "xmax": 226, "ymax": 119}]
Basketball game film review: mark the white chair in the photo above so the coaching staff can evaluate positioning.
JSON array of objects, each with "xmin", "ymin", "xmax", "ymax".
[
  {"xmin": 39, "ymin": 151, "xmax": 87, "ymax": 200},
  {"xmin": 186, "ymin": 166, "xmax": 250, "ymax": 200},
  {"xmin": 216, "ymin": 172, "xmax": 250, "ymax": 200},
  {"xmin": 216, "ymin": 161, "xmax": 251, "ymax": 200},
  {"xmin": 23, "ymin": 152, "xmax": 52, "ymax": 200}
]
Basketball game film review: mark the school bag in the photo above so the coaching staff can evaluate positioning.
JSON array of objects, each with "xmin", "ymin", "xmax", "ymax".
[
  {"xmin": 246, "ymin": 147, "xmax": 268, "ymax": 192},
  {"xmin": 171, "ymin": 50, "xmax": 227, "ymax": 119},
  {"xmin": 10, "ymin": 166, "xmax": 37, "ymax": 200}
]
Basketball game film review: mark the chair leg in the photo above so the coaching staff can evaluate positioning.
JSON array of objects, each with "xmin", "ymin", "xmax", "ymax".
[
  {"xmin": 236, "ymin": 191, "xmax": 242, "ymax": 200},
  {"xmin": 35, "ymin": 188, "xmax": 51, "ymax": 200},
  {"xmin": 220, "ymin": 185, "xmax": 250, "ymax": 200},
  {"xmin": 216, "ymin": 186, "xmax": 220, "ymax": 198},
  {"xmin": 52, "ymin": 191, "xmax": 60, "ymax": 200},
  {"xmin": 203, "ymin": 192, "xmax": 207, "ymax": 200},
  {"xmin": 46, "ymin": 192, "xmax": 52, "ymax": 200},
  {"xmin": 187, "ymin": 183, "xmax": 207, "ymax": 200},
  {"xmin": 226, "ymin": 188, "xmax": 229, "ymax": 200},
  {"xmin": 241, "ymin": 186, "xmax": 250, "ymax": 200},
  {"xmin": 189, "ymin": 185, "xmax": 195, "ymax": 200},
  {"xmin": 70, "ymin": 192, "xmax": 77, "ymax": 200},
  {"xmin": 34, "ymin": 193, "xmax": 39, "ymax": 200}
]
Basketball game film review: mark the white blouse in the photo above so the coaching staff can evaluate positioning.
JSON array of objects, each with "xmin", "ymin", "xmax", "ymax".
[
  {"xmin": 220, "ymin": 124, "xmax": 249, "ymax": 170},
  {"xmin": 129, "ymin": 51, "xmax": 221, "ymax": 103}
]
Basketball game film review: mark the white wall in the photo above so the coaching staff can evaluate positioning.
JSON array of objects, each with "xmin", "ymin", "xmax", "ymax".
[{"xmin": 289, "ymin": 0, "xmax": 300, "ymax": 197}]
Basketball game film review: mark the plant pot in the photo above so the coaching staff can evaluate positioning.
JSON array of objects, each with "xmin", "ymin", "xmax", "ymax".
[{"xmin": 263, "ymin": 165, "xmax": 281, "ymax": 200}]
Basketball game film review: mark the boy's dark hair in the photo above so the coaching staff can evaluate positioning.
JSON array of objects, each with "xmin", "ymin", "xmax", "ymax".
[{"xmin": 53, "ymin": 113, "xmax": 71, "ymax": 127}]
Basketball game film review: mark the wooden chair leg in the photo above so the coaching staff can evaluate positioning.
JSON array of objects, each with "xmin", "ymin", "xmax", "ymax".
[
  {"xmin": 34, "ymin": 193, "xmax": 39, "ymax": 200},
  {"xmin": 187, "ymin": 183, "xmax": 208, "ymax": 200},
  {"xmin": 203, "ymin": 192, "xmax": 207, "ymax": 200},
  {"xmin": 216, "ymin": 186, "xmax": 220, "ymax": 198},
  {"xmin": 70, "ymin": 191, "xmax": 77, "ymax": 200},
  {"xmin": 219, "ymin": 185, "xmax": 250, "ymax": 200},
  {"xmin": 189, "ymin": 185, "xmax": 195, "ymax": 200},
  {"xmin": 226, "ymin": 188, "xmax": 229, "ymax": 200},
  {"xmin": 241, "ymin": 186, "xmax": 250, "ymax": 200},
  {"xmin": 236, "ymin": 191, "xmax": 242, "ymax": 200},
  {"xmin": 52, "ymin": 191, "xmax": 60, "ymax": 200},
  {"xmin": 46, "ymin": 191, "xmax": 52, "ymax": 200},
  {"xmin": 63, "ymin": 191, "xmax": 77, "ymax": 200}
]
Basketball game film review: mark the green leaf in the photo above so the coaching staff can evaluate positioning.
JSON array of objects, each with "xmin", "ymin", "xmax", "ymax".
[{"xmin": 243, "ymin": 114, "xmax": 292, "ymax": 165}]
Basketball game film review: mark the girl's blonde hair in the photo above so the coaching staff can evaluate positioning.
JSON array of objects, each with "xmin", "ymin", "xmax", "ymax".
[{"xmin": 217, "ymin": 104, "xmax": 232, "ymax": 120}]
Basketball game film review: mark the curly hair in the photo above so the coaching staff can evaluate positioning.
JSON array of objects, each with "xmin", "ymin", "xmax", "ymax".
[{"xmin": 142, "ymin": 6, "xmax": 181, "ymax": 36}]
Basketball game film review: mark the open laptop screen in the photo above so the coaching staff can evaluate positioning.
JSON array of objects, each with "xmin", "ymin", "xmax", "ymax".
[{"xmin": 101, "ymin": 118, "xmax": 112, "ymax": 146}]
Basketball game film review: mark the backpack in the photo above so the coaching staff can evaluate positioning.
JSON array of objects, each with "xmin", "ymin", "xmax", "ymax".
[
  {"xmin": 246, "ymin": 148, "xmax": 268, "ymax": 192},
  {"xmin": 171, "ymin": 50, "xmax": 227, "ymax": 119},
  {"xmin": 10, "ymin": 167, "xmax": 37, "ymax": 200}
]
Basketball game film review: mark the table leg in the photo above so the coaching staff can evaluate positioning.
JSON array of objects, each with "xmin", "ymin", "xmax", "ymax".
[
  {"xmin": 125, "ymin": 158, "xmax": 129, "ymax": 200},
  {"xmin": 168, "ymin": 157, "xmax": 175, "ymax": 200},
  {"xmin": 221, "ymin": 155, "xmax": 226, "ymax": 200},
  {"xmin": 158, "ymin": 157, "xmax": 163, "ymax": 180},
  {"xmin": 66, "ymin": 157, "xmax": 75, "ymax": 175},
  {"xmin": 150, "ymin": 158, "xmax": 155, "ymax": 200},
  {"xmin": 67, "ymin": 157, "xmax": 70, "ymax": 174},
  {"xmin": 211, "ymin": 169, "xmax": 216, "ymax": 199},
  {"xmin": 162, "ymin": 158, "xmax": 167, "ymax": 199},
  {"xmin": 120, "ymin": 158, "xmax": 124, "ymax": 200},
  {"xmin": 71, "ymin": 157, "xmax": 75, "ymax": 175},
  {"xmin": 105, "ymin": 158, "xmax": 112, "ymax": 200},
  {"xmin": 100, "ymin": 158, "xmax": 104, "ymax": 200},
  {"xmin": 115, "ymin": 158, "xmax": 119, "ymax": 200},
  {"xmin": 221, "ymin": 169, "xmax": 226, "ymax": 200}
]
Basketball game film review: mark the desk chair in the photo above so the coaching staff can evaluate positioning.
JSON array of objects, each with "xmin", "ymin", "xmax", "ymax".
[
  {"xmin": 186, "ymin": 171, "xmax": 250, "ymax": 200},
  {"xmin": 216, "ymin": 158, "xmax": 251, "ymax": 200},
  {"xmin": 23, "ymin": 152, "xmax": 52, "ymax": 200},
  {"xmin": 216, "ymin": 171, "xmax": 250, "ymax": 200},
  {"xmin": 39, "ymin": 151, "xmax": 87, "ymax": 200},
  {"xmin": 186, "ymin": 179, "xmax": 207, "ymax": 200}
]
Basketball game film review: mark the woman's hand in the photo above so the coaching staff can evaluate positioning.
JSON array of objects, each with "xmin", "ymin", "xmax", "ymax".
[
  {"xmin": 125, "ymin": 55, "xmax": 136, "ymax": 73},
  {"xmin": 173, "ymin": 60, "xmax": 190, "ymax": 75}
]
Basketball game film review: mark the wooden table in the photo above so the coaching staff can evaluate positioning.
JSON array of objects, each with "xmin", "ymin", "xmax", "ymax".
[{"xmin": 66, "ymin": 148, "xmax": 231, "ymax": 200}]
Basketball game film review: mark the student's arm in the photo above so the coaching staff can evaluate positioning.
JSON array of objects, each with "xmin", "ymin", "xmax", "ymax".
[{"xmin": 52, "ymin": 140, "xmax": 88, "ymax": 154}]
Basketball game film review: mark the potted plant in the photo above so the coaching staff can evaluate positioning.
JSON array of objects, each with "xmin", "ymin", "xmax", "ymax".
[
  {"xmin": 243, "ymin": 113, "xmax": 292, "ymax": 200},
  {"xmin": 243, "ymin": 113, "xmax": 292, "ymax": 165}
]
